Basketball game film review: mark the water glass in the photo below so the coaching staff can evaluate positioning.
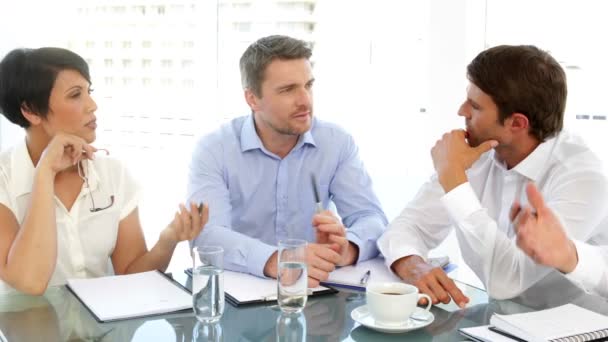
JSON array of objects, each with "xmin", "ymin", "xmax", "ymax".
[
  {"xmin": 193, "ymin": 321, "xmax": 223, "ymax": 342},
  {"xmin": 276, "ymin": 312, "xmax": 307, "ymax": 342},
  {"xmin": 192, "ymin": 246, "xmax": 224, "ymax": 323},
  {"xmin": 277, "ymin": 239, "xmax": 308, "ymax": 313}
]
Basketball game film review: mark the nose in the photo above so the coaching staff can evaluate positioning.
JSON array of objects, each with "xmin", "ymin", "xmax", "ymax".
[
  {"xmin": 457, "ymin": 101, "xmax": 469, "ymax": 118},
  {"xmin": 87, "ymin": 92, "xmax": 98, "ymax": 113},
  {"xmin": 295, "ymin": 87, "xmax": 312, "ymax": 108}
]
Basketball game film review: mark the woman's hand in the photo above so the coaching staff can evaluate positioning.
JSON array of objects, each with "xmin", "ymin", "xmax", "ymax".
[
  {"xmin": 160, "ymin": 202, "xmax": 209, "ymax": 245},
  {"xmin": 38, "ymin": 133, "xmax": 96, "ymax": 174}
]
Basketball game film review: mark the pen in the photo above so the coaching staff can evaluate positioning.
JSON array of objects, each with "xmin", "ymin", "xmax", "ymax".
[
  {"xmin": 311, "ymin": 174, "xmax": 323, "ymax": 213},
  {"xmin": 359, "ymin": 270, "xmax": 371, "ymax": 286}
]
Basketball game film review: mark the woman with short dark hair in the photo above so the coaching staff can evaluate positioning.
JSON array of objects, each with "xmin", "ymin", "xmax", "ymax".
[{"xmin": 0, "ymin": 47, "xmax": 208, "ymax": 295}]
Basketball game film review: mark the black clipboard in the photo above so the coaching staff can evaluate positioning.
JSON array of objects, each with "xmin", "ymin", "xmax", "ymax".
[
  {"xmin": 185, "ymin": 268, "xmax": 338, "ymax": 307},
  {"xmin": 66, "ymin": 270, "xmax": 193, "ymax": 323}
]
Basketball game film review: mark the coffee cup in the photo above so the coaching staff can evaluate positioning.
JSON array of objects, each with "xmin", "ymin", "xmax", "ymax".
[{"xmin": 366, "ymin": 282, "xmax": 432, "ymax": 326}]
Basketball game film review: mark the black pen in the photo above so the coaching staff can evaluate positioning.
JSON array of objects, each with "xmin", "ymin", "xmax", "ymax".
[
  {"xmin": 359, "ymin": 270, "xmax": 371, "ymax": 286},
  {"xmin": 311, "ymin": 174, "xmax": 323, "ymax": 213},
  {"xmin": 488, "ymin": 326, "xmax": 526, "ymax": 342}
]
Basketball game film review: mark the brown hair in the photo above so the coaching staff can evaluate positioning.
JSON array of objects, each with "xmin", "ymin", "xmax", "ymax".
[
  {"xmin": 467, "ymin": 45, "xmax": 567, "ymax": 141},
  {"xmin": 239, "ymin": 35, "xmax": 312, "ymax": 97}
]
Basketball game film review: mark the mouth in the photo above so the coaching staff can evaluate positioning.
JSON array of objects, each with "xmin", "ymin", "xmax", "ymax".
[
  {"xmin": 292, "ymin": 111, "xmax": 311, "ymax": 120},
  {"xmin": 85, "ymin": 119, "xmax": 97, "ymax": 129}
]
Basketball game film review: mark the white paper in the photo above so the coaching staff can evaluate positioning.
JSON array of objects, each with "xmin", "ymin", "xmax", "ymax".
[
  {"xmin": 459, "ymin": 325, "xmax": 516, "ymax": 342},
  {"xmin": 67, "ymin": 271, "xmax": 192, "ymax": 321},
  {"xmin": 223, "ymin": 270, "xmax": 329, "ymax": 303},
  {"xmin": 323, "ymin": 258, "xmax": 402, "ymax": 289},
  {"xmin": 491, "ymin": 304, "xmax": 608, "ymax": 341}
]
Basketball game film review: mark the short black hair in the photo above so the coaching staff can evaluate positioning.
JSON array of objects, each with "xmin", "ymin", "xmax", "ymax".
[{"xmin": 0, "ymin": 47, "xmax": 91, "ymax": 128}]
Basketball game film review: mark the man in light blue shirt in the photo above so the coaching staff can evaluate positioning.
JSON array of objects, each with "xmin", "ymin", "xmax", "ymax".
[{"xmin": 187, "ymin": 35, "xmax": 387, "ymax": 286}]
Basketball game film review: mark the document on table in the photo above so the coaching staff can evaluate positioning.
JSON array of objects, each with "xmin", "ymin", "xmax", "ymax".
[{"xmin": 67, "ymin": 270, "xmax": 192, "ymax": 322}]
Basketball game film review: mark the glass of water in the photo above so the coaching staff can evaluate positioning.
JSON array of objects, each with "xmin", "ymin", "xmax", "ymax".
[
  {"xmin": 277, "ymin": 239, "xmax": 308, "ymax": 313},
  {"xmin": 192, "ymin": 246, "xmax": 224, "ymax": 323}
]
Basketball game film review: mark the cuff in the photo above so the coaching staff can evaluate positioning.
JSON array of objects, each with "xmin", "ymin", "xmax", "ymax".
[
  {"xmin": 247, "ymin": 243, "xmax": 277, "ymax": 278},
  {"xmin": 440, "ymin": 182, "xmax": 482, "ymax": 223},
  {"xmin": 564, "ymin": 240, "xmax": 604, "ymax": 292}
]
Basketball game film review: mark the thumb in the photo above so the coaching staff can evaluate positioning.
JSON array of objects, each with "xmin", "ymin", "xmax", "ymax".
[
  {"xmin": 526, "ymin": 182, "xmax": 547, "ymax": 214},
  {"xmin": 472, "ymin": 139, "xmax": 498, "ymax": 156}
]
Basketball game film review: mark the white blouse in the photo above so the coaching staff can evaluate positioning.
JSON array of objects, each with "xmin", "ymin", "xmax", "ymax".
[{"xmin": 0, "ymin": 141, "xmax": 139, "ymax": 292}]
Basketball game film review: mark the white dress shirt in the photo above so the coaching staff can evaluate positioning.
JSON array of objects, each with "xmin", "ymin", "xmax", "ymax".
[
  {"xmin": 0, "ymin": 141, "xmax": 139, "ymax": 292},
  {"xmin": 378, "ymin": 131, "xmax": 608, "ymax": 303}
]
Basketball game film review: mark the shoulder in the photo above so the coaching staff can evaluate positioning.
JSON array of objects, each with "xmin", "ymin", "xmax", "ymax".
[
  {"xmin": 549, "ymin": 131, "xmax": 604, "ymax": 170},
  {"xmin": 194, "ymin": 116, "xmax": 247, "ymax": 152},
  {"xmin": 310, "ymin": 118, "xmax": 355, "ymax": 145}
]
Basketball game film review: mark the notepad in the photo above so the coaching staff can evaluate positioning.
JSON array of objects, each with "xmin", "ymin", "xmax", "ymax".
[
  {"xmin": 322, "ymin": 257, "xmax": 457, "ymax": 291},
  {"xmin": 488, "ymin": 304, "xmax": 608, "ymax": 342},
  {"xmin": 67, "ymin": 270, "xmax": 192, "ymax": 322},
  {"xmin": 185, "ymin": 268, "xmax": 337, "ymax": 306}
]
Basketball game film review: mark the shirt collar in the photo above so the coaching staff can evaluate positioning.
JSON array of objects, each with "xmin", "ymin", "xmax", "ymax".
[
  {"xmin": 11, "ymin": 140, "xmax": 101, "ymax": 197},
  {"xmin": 240, "ymin": 115, "xmax": 317, "ymax": 153},
  {"xmin": 492, "ymin": 133, "xmax": 559, "ymax": 182}
]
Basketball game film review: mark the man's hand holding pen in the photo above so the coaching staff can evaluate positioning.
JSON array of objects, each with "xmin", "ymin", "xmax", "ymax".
[{"xmin": 312, "ymin": 211, "xmax": 358, "ymax": 266}]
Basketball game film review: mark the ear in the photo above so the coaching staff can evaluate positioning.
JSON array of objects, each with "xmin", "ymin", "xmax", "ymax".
[
  {"xmin": 244, "ymin": 88, "xmax": 260, "ymax": 113},
  {"xmin": 507, "ymin": 112, "xmax": 529, "ymax": 133},
  {"xmin": 20, "ymin": 103, "xmax": 42, "ymax": 126}
]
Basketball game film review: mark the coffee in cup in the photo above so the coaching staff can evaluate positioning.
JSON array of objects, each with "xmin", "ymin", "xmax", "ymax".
[{"xmin": 366, "ymin": 282, "xmax": 432, "ymax": 326}]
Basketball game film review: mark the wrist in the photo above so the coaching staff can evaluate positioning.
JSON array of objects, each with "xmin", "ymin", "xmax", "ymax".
[
  {"xmin": 560, "ymin": 239, "xmax": 579, "ymax": 274},
  {"xmin": 437, "ymin": 166, "xmax": 467, "ymax": 193},
  {"xmin": 344, "ymin": 242, "xmax": 359, "ymax": 266},
  {"xmin": 263, "ymin": 251, "xmax": 278, "ymax": 278},
  {"xmin": 158, "ymin": 228, "xmax": 179, "ymax": 250}
]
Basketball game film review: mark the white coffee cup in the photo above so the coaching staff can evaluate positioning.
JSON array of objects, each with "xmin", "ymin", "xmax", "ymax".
[{"xmin": 366, "ymin": 282, "xmax": 432, "ymax": 326}]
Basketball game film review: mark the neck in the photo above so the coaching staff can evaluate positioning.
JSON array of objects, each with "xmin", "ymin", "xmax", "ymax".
[
  {"xmin": 25, "ymin": 128, "xmax": 52, "ymax": 166},
  {"xmin": 253, "ymin": 115, "xmax": 300, "ymax": 159},
  {"xmin": 495, "ymin": 135, "xmax": 541, "ymax": 169}
]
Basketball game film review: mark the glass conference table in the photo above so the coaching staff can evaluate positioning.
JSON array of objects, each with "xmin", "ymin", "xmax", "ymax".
[{"xmin": 0, "ymin": 272, "xmax": 606, "ymax": 341}]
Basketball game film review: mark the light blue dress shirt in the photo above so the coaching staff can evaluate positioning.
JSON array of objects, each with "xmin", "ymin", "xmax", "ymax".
[{"xmin": 187, "ymin": 115, "xmax": 387, "ymax": 277}]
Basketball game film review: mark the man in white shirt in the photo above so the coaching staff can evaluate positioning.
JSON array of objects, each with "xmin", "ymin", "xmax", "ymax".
[
  {"xmin": 511, "ymin": 183, "xmax": 608, "ymax": 298},
  {"xmin": 378, "ymin": 45, "xmax": 608, "ymax": 308}
]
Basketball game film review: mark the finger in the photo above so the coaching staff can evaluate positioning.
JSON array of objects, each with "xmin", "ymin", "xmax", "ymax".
[
  {"xmin": 189, "ymin": 202, "xmax": 201, "ymax": 238},
  {"xmin": 509, "ymin": 201, "xmax": 521, "ymax": 222},
  {"xmin": 473, "ymin": 139, "xmax": 498, "ymax": 156},
  {"xmin": 179, "ymin": 204, "xmax": 191, "ymax": 240},
  {"xmin": 436, "ymin": 275, "xmax": 469, "ymax": 308},
  {"xmin": 307, "ymin": 265, "xmax": 330, "ymax": 283},
  {"xmin": 82, "ymin": 144, "xmax": 97, "ymax": 160},
  {"xmin": 425, "ymin": 276, "xmax": 451, "ymax": 304},
  {"xmin": 313, "ymin": 245, "xmax": 341, "ymax": 265},
  {"xmin": 526, "ymin": 182, "xmax": 547, "ymax": 213},
  {"xmin": 327, "ymin": 234, "xmax": 348, "ymax": 246},
  {"xmin": 309, "ymin": 253, "xmax": 336, "ymax": 273},
  {"xmin": 312, "ymin": 211, "xmax": 339, "ymax": 225},
  {"xmin": 416, "ymin": 282, "xmax": 437, "ymax": 305},
  {"xmin": 307, "ymin": 276, "xmax": 320, "ymax": 288},
  {"xmin": 315, "ymin": 223, "xmax": 346, "ymax": 236}
]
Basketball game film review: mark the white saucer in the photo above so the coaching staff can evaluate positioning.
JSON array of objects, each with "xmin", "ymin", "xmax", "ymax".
[{"xmin": 350, "ymin": 305, "xmax": 435, "ymax": 334}]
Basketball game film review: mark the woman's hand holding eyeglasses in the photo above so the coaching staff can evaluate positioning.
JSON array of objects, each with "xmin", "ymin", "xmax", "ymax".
[
  {"xmin": 161, "ymin": 202, "xmax": 209, "ymax": 245},
  {"xmin": 38, "ymin": 133, "xmax": 96, "ymax": 175}
]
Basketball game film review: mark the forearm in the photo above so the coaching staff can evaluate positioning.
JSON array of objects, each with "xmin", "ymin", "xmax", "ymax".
[
  {"xmin": 4, "ymin": 168, "xmax": 58, "ymax": 294},
  {"xmin": 124, "ymin": 236, "xmax": 177, "ymax": 274}
]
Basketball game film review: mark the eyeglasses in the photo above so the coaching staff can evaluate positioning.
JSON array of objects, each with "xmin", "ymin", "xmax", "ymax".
[{"xmin": 77, "ymin": 149, "xmax": 114, "ymax": 212}]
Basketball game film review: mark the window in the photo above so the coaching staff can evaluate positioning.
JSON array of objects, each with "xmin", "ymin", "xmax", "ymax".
[{"xmin": 104, "ymin": 58, "xmax": 113, "ymax": 67}]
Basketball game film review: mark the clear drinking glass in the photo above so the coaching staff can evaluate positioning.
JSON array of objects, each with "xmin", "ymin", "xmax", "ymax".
[
  {"xmin": 277, "ymin": 239, "xmax": 308, "ymax": 313},
  {"xmin": 192, "ymin": 246, "xmax": 224, "ymax": 323},
  {"xmin": 275, "ymin": 312, "xmax": 307, "ymax": 342},
  {"xmin": 193, "ymin": 321, "xmax": 223, "ymax": 342}
]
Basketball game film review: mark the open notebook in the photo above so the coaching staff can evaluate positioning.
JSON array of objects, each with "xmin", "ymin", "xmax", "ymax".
[
  {"xmin": 185, "ymin": 268, "xmax": 337, "ymax": 306},
  {"xmin": 483, "ymin": 304, "xmax": 608, "ymax": 342},
  {"xmin": 321, "ymin": 256, "xmax": 456, "ymax": 291},
  {"xmin": 67, "ymin": 270, "xmax": 192, "ymax": 323}
]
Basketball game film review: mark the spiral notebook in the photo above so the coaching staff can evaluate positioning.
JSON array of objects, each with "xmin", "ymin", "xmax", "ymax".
[{"xmin": 487, "ymin": 304, "xmax": 608, "ymax": 342}]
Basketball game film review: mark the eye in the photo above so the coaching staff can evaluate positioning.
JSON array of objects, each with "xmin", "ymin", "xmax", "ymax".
[
  {"xmin": 88, "ymin": 88, "xmax": 95, "ymax": 94},
  {"xmin": 70, "ymin": 91, "xmax": 81, "ymax": 98}
]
